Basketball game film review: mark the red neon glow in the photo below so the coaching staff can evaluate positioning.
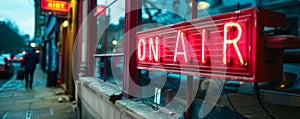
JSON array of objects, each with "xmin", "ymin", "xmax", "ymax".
[
  {"xmin": 201, "ymin": 29, "xmax": 206, "ymax": 64},
  {"xmin": 95, "ymin": 5, "xmax": 107, "ymax": 16},
  {"xmin": 41, "ymin": 0, "xmax": 70, "ymax": 13},
  {"xmin": 138, "ymin": 38, "xmax": 146, "ymax": 61},
  {"xmin": 223, "ymin": 22, "xmax": 244, "ymax": 65},
  {"xmin": 174, "ymin": 30, "xmax": 188, "ymax": 62},
  {"xmin": 149, "ymin": 37, "xmax": 159, "ymax": 61}
]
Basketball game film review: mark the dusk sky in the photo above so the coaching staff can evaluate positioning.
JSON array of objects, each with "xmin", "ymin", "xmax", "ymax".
[{"xmin": 0, "ymin": 0, "xmax": 35, "ymax": 39}]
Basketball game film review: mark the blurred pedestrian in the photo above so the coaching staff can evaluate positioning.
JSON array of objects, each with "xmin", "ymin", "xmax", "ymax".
[{"xmin": 21, "ymin": 48, "xmax": 39, "ymax": 89}]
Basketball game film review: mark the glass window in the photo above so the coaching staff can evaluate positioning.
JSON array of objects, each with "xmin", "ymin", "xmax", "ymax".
[
  {"xmin": 141, "ymin": 0, "xmax": 190, "ymax": 30},
  {"xmin": 96, "ymin": 0, "xmax": 125, "ymax": 54},
  {"xmin": 136, "ymin": 0, "xmax": 197, "ymax": 106},
  {"xmin": 95, "ymin": 0, "xmax": 125, "ymax": 87}
]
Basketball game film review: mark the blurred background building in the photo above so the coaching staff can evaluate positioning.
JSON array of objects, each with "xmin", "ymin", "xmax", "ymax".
[{"xmin": 77, "ymin": 0, "xmax": 300, "ymax": 118}]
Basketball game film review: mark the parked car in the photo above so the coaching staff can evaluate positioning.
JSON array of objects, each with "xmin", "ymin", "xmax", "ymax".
[
  {"xmin": 11, "ymin": 53, "xmax": 25, "ymax": 63},
  {"xmin": 0, "ymin": 56, "xmax": 14, "ymax": 78},
  {"xmin": 1, "ymin": 53, "xmax": 12, "ymax": 60}
]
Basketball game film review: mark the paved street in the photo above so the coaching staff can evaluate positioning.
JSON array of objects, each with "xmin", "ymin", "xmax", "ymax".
[{"xmin": 0, "ymin": 64, "xmax": 75, "ymax": 119}]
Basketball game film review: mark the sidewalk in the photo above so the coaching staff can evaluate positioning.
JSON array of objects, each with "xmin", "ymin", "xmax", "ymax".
[{"xmin": 0, "ymin": 66, "xmax": 75, "ymax": 119}]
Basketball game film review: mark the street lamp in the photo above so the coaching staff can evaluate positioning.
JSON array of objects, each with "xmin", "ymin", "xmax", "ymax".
[
  {"xmin": 30, "ymin": 42, "xmax": 36, "ymax": 47},
  {"xmin": 189, "ymin": 0, "xmax": 210, "ymax": 10},
  {"xmin": 112, "ymin": 40, "xmax": 118, "ymax": 45},
  {"xmin": 62, "ymin": 20, "xmax": 69, "ymax": 28}
]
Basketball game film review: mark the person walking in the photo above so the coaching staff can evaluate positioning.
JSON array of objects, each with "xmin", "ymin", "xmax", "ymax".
[{"xmin": 21, "ymin": 48, "xmax": 39, "ymax": 89}]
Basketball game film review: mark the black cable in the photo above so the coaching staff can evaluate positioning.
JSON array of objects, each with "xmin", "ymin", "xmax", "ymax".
[
  {"xmin": 236, "ymin": 2, "xmax": 240, "ymax": 21},
  {"xmin": 224, "ymin": 89, "xmax": 238, "ymax": 113},
  {"xmin": 132, "ymin": 97, "xmax": 159, "ymax": 111},
  {"xmin": 141, "ymin": 98, "xmax": 159, "ymax": 111},
  {"xmin": 254, "ymin": 83, "xmax": 276, "ymax": 119}
]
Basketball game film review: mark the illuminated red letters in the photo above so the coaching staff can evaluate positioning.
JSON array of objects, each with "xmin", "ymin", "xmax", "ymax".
[
  {"xmin": 174, "ymin": 30, "xmax": 188, "ymax": 62},
  {"xmin": 223, "ymin": 22, "xmax": 244, "ymax": 65},
  {"xmin": 201, "ymin": 29, "xmax": 207, "ymax": 64},
  {"xmin": 137, "ymin": 8, "xmax": 287, "ymax": 83},
  {"xmin": 137, "ymin": 22, "xmax": 244, "ymax": 65},
  {"xmin": 149, "ymin": 37, "xmax": 159, "ymax": 61},
  {"xmin": 41, "ymin": 0, "xmax": 70, "ymax": 12},
  {"xmin": 138, "ymin": 38, "xmax": 146, "ymax": 61}
]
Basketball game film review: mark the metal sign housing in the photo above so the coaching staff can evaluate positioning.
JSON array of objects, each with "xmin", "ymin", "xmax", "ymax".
[{"xmin": 136, "ymin": 8, "xmax": 286, "ymax": 83}]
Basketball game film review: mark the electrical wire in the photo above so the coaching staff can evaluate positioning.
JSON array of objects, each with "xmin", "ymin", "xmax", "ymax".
[
  {"xmin": 254, "ymin": 83, "xmax": 276, "ymax": 119},
  {"xmin": 236, "ymin": 2, "xmax": 240, "ymax": 22},
  {"xmin": 96, "ymin": 0, "xmax": 118, "ymax": 16},
  {"xmin": 130, "ymin": 73, "xmax": 183, "ymax": 112},
  {"xmin": 224, "ymin": 89, "xmax": 238, "ymax": 113},
  {"xmin": 132, "ymin": 98, "xmax": 159, "ymax": 111}
]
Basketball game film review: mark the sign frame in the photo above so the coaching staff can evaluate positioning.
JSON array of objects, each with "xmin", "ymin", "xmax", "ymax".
[
  {"xmin": 41, "ymin": 0, "xmax": 71, "ymax": 13},
  {"xmin": 136, "ymin": 8, "xmax": 286, "ymax": 83}
]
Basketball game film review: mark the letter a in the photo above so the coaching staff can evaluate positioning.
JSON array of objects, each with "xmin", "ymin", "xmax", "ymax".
[{"xmin": 174, "ymin": 30, "xmax": 188, "ymax": 62}]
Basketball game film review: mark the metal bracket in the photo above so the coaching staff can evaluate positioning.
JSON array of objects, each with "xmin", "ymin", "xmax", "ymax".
[{"xmin": 266, "ymin": 35, "xmax": 300, "ymax": 49}]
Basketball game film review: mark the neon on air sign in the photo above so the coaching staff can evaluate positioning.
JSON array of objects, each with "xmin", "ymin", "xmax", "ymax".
[
  {"xmin": 138, "ymin": 22, "xmax": 244, "ymax": 65},
  {"xmin": 136, "ymin": 8, "xmax": 286, "ymax": 83},
  {"xmin": 41, "ymin": 0, "xmax": 70, "ymax": 13}
]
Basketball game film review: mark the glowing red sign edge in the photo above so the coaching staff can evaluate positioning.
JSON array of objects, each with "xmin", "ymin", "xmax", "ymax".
[{"xmin": 41, "ymin": 0, "xmax": 70, "ymax": 13}]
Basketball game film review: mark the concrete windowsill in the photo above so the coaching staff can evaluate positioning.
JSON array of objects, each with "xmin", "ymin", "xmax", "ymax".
[
  {"xmin": 115, "ymin": 99, "xmax": 184, "ymax": 119},
  {"xmin": 79, "ymin": 77, "xmax": 184, "ymax": 119},
  {"xmin": 80, "ymin": 77, "xmax": 122, "ymax": 97}
]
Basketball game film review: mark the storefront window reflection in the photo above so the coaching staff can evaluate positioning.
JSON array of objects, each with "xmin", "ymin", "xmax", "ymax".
[{"xmin": 95, "ymin": 0, "xmax": 125, "ymax": 86}]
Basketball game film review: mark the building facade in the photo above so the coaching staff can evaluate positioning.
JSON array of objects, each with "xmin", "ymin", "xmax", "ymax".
[{"xmin": 74, "ymin": 0, "xmax": 300, "ymax": 118}]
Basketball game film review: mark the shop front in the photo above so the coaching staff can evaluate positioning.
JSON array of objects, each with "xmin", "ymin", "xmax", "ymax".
[
  {"xmin": 40, "ymin": 0, "xmax": 73, "ymax": 90},
  {"xmin": 41, "ymin": 16, "xmax": 60, "ymax": 87},
  {"xmin": 76, "ymin": 0, "xmax": 300, "ymax": 118}
]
